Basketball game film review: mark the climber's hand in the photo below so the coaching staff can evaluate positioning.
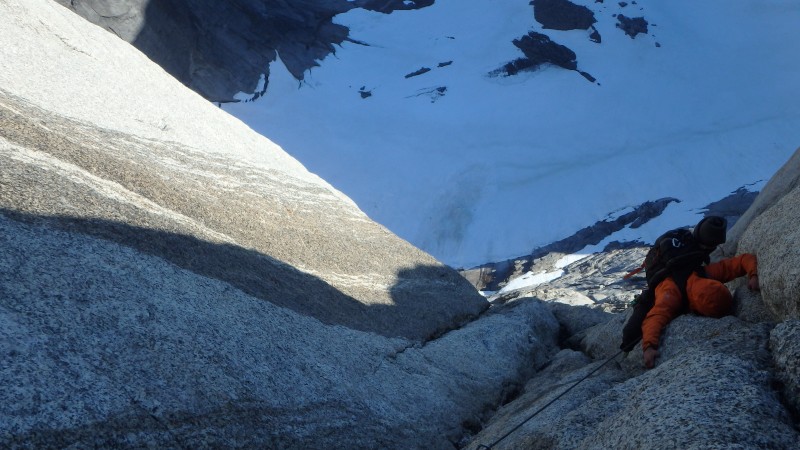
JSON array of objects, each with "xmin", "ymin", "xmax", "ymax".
[
  {"xmin": 748, "ymin": 275, "xmax": 760, "ymax": 291},
  {"xmin": 644, "ymin": 347, "xmax": 660, "ymax": 369}
]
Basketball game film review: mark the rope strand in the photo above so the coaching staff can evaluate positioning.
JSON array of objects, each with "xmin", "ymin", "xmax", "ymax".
[{"xmin": 475, "ymin": 349, "xmax": 624, "ymax": 450}]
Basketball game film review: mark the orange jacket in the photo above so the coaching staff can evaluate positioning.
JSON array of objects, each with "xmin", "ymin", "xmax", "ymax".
[{"xmin": 641, "ymin": 253, "xmax": 757, "ymax": 351}]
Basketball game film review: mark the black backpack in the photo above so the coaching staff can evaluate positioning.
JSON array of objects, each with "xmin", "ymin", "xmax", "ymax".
[{"xmin": 619, "ymin": 228, "xmax": 711, "ymax": 352}]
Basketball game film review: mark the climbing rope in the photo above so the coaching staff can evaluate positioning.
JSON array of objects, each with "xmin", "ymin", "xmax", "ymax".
[{"xmin": 475, "ymin": 349, "xmax": 624, "ymax": 450}]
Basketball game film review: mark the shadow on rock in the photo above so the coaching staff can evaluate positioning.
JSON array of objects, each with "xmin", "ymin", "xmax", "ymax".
[{"xmin": 2, "ymin": 209, "xmax": 479, "ymax": 340}]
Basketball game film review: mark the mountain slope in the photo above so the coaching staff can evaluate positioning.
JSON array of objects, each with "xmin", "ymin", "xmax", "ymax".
[
  {"xmin": 2, "ymin": 3, "xmax": 547, "ymax": 446},
  {"xmin": 53, "ymin": 0, "xmax": 433, "ymax": 102},
  {"xmin": 3, "ymin": 2, "xmax": 800, "ymax": 448},
  {"xmin": 223, "ymin": 0, "xmax": 800, "ymax": 268}
]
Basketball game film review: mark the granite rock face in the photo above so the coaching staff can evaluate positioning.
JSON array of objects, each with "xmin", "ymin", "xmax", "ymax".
[
  {"xmin": 0, "ymin": 221, "xmax": 557, "ymax": 448},
  {"xmin": 771, "ymin": 320, "xmax": 800, "ymax": 416},
  {"xmin": 0, "ymin": 2, "xmax": 561, "ymax": 448},
  {"xmin": 4, "ymin": 1, "xmax": 800, "ymax": 448},
  {"xmin": 722, "ymin": 147, "xmax": 800, "ymax": 256},
  {"xmin": 468, "ymin": 315, "xmax": 799, "ymax": 450},
  {"xmin": 3, "ymin": 0, "xmax": 486, "ymax": 344},
  {"xmin": 736, "ymin": 149, "xmax": 800, "ymax": 320}
]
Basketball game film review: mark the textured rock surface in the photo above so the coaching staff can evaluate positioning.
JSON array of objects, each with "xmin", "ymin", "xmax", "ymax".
[
  {"xmin": 722, "ymin": 147, "xmax": 800, "ymax": 256},
  {"xmin": 4, "ymin": 1, "xmax": 800, "ymax": 448},
  {"xmin": 0, "ymin": 2, "xmax": 558, "ymax": 448},
  {"xmin": 464, "ymin": 162, "xmax": 800, "ymax": 447},
  {"xmin": 548, "ymin": 303, "xmax": 612, "ymax": 342},
  {"xmin": 1, "ymin": 0, "xmax": 487, "ymax": 342},
  {"xmin": 468, "ymin": 316, "xmax": 799, "ymax": 450},
  {"xmin": 0, "ymin": 215, "xmax": 558, "ymax": 448},
  {"xmin": 737, "ymin": 178, "xmax": 800, "ymax": 320},
  {"xmin": 771, "ymin": 320, "xmax": 800, "ymax": 415},
  {"xmin": 732, "ymin": 277, "xmax": 779, "ymax": 323}
]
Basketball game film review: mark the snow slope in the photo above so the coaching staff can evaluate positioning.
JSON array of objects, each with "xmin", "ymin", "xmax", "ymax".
[{"xmin": 224, "ymin": 0, "xmax": 800, "ymax": 268}]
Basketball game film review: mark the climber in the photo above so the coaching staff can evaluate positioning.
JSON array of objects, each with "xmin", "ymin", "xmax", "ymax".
[{"xmin": 642, "ymin": 216, "xmax": 760, "ymax": 369}]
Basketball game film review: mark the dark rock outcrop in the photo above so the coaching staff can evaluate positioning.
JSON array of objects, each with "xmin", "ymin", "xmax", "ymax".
[
  {"xmin": 532, "ymin": 0, "xmax": 597, "ymax": 31},
  {"xmin": 54, "ymin": 0, "xmax": 435, "ymax": 103},
  {"xmin": 463, "ymin": 198, "xmax": 677, "ymax": 291},
  {"xmin": 493, "ymin": 30, "xmax": 597, "ymax": 81},
  {"xmin": 357, "ymin": 0, "xmax": 435, "ymax": 13},
  {"xmin": 506, "ymin": 31, "xmax": 577, "ymax": 74},
  {"xmin": 405, "ymin": 67, "xmax": 432, "ymax": 78},
  {"xmin": 55, "ymin": 0, "xmax": 357, "ymax": 102},
  {"xmin": 617, "ymin": 14, "xmax": 649, "ymax": 38},
  {"xmin": 701, "ymin": 186, "xmax": 759, "ymax": 226}
]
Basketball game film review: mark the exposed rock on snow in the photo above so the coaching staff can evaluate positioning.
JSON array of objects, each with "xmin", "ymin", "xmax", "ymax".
[
  {"xmin": 53, "ymin": 0, "xmax": 433, "ymax": 103},
  {"xmin": 494, "ymin": 31, "xmax": 598, "ymax": 82},
  {"xmin": 532, "ymin": 0, "xmax": 598, "ymax": 31},
  {"xmin": 700, "ymin": 186, "xmax": 759, "ymax": 225},
  {"xmin": 357, "ymin": 0, "xmax": 435, "ymax": 14},
  {"xmin": 462, "ymin": 198, "xmax": 675, "ymax": 292},
  {"xmin": 616, "ymin": 14, "xmax": 649, "ymax": 39}
]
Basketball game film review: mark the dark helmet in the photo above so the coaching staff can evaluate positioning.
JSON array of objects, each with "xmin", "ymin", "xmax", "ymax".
[{"xmin": 693, "ymin": 216, "xmax": 727, "ymax": 247}]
